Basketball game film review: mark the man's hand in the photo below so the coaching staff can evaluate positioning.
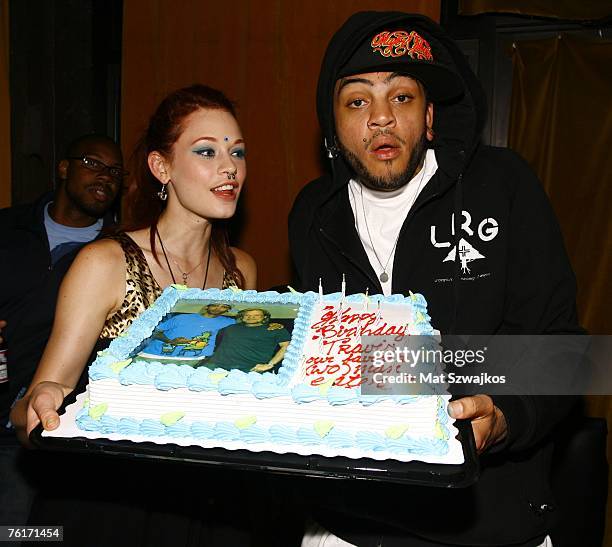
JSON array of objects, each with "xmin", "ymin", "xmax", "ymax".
[
  {"xmin": 251, "ymin": 363, "xmax": 274, "ymax": 373},
  {"xmin": 448, "ymin": 395, "xmax": 507, "ymax": 454}
]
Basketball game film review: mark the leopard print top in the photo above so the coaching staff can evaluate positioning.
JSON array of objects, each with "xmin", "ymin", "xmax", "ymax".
[{"xmin": 99, "ymin": 232, "xmax": 239, "ymax": 340}]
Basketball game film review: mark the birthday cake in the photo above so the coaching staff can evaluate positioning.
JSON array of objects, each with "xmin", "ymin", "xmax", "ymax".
[{"xmin": 72, "ymin": 286, "xmax": 463, "ymax": 464}]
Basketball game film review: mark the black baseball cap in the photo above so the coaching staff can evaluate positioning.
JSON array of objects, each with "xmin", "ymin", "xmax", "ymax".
[{"xmin": 337, "ymin": 28, "xmax": 464, "ymax": 102}]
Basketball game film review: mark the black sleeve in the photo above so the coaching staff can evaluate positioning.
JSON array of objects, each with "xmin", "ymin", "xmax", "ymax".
[{"xmin": 490, "ymin": 150, "xmax": 583, "ymax": 452}]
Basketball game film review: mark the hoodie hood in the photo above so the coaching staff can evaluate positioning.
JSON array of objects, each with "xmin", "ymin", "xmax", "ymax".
[{"xmin": 316, "ymin": 11, "xmax": 487, "ymax": 184}]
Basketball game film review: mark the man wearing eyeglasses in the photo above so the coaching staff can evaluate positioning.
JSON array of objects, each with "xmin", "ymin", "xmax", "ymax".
[
  {"xmin": 0, "ymin": 133, "xmax": 124, "ymax": 421},
  {"xmin": 0, "ymin": 134, "xmax": 123, "ymax": 526}
]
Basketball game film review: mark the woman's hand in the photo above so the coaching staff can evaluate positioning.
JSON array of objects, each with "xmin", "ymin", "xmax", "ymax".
[
  {"xmin": 11, "ymin": 382, "xmax": 72, "ymax": 446},
  {"xmin": 10, "ymin": 381, "xmax": 72, "ymax": 447},
  {"xmin": 28, "ymin": 381, "xmax": 73, "ymax": 432}
]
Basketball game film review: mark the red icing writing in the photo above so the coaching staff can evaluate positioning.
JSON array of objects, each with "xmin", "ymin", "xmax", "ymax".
[{"xmin": 305, "ymin": 304, "xmax": 410, "ymax": 386}]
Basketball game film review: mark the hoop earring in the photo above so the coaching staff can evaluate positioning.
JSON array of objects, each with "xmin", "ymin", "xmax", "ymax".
[{"xmin": 158, "ymin": 183, "xmax": 168, "ymax": 201}]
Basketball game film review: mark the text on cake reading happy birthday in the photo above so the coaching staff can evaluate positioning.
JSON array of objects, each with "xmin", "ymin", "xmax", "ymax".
[{"xmin": 306, "ymin": 306, "xmax": 408, "ymax": 388}]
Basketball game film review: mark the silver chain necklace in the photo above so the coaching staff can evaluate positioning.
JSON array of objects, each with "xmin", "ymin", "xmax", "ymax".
[
  {"xmin": 170, "ymin": 256, "xmax": 205, "ymax": 284},
  {"xmin": 357, "ymin": 156, "xmax": 429, "ymax": 284},
  {"xmin": 156, "ymin": 228, "xmax": 212, "ymax": 288}
]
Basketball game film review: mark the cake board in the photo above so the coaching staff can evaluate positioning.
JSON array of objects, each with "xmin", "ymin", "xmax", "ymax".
[{"xmin": 31, "ymin": 387, "xmax": 479, "ymax": 488}]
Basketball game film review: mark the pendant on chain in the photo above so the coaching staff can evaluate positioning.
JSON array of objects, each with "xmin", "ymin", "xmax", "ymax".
[{"xmin": 379, "ymin": 272, "xmax": 389, "ymax": 283}]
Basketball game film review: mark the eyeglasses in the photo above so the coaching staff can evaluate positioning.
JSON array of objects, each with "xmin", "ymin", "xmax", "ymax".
[{"xmin": 67, "ymin": 156, "xmax": 129, "ymax": 181}]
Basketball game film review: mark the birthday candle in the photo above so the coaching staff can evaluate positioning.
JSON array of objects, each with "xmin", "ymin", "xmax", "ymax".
[
  {"xmin": 375, "ymin": 298, "xmax": 382, "ymax": 323},
  {"xmin": 336, "ymin": 273, "xmax": 346, "ymax": 331}
]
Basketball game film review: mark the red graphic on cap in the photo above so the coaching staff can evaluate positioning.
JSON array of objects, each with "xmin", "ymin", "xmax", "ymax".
[{"xmin": 371, "ymin": 30, "xmax": 433, "ymax": 61}]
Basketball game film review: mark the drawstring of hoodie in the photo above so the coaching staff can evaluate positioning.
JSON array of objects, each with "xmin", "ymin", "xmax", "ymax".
[{"xmin": 449, "ymin": 145, "xmax": 479, "ymax": 336}]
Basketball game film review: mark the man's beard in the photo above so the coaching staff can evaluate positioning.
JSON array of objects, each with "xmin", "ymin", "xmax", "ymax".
[
  {"xmin": 339, "ymin": 131, "xmax": 428, "ymax": 192},
  {"xmin": 65, "ymin": 183, "xmax": 112, "ymax": 218}
]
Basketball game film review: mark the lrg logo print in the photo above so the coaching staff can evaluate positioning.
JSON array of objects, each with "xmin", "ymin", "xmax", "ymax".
[{"xmin": 430, "ymin": 210, "xmax": 498, "ymax": 274}]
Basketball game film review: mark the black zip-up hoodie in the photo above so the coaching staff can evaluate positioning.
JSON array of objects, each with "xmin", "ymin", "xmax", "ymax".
[{"xmin": 289, "ymin": 11, "xmax": 582, "ymax": 547}]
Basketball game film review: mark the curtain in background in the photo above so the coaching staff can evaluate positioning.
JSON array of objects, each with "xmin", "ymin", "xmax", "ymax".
[
  {"xmin": 459, "ymin": 0, "xmax": 612, "ymax": 20},
  {"xmin": 508, "ymin": 34, "xmax": 612, "ymax": 336},
  {"xmin": 509, "ymin": 36, "xmax": 612, "ymax": 539},
  {"xmin": 0, "ymin": 0, "xmax": 10, "ymax": 208},
  {"xmin": 121, "ymin": 0, "xmax": 438, "ymax": 291}
]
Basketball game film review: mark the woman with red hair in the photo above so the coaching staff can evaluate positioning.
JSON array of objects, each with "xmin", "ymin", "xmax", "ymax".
[{"xmin": 12, "ymin": 84, "xmax": 256, "ymax": 440}]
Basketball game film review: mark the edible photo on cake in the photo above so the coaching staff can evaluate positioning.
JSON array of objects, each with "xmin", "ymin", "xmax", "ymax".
[{"xmin": 132, "ymin": 299, "xmax": 298, "ymax": 373}]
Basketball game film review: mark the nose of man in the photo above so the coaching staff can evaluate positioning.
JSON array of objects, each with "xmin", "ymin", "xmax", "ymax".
[{"xmin": 367, "ymin": 100, "xmax": 396, "ymax": 130}]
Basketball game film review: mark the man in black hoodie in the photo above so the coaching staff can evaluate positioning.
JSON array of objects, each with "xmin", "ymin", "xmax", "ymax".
[{"xmin": 290, "ymin": 11, "xmax": 581, "ymax": 547}]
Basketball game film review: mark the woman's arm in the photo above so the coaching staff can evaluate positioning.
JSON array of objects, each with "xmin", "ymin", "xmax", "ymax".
[
  {"xmin": 10, "ymin": 239, "xmax": 126, "ymax": 444},
  {"xmin": 232, "ymin": 247, "xmax": 257, "ymax": 290}
]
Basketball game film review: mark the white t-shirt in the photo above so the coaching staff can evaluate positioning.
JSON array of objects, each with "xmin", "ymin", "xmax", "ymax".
[
  {"xmin": 44, "ymin": 202, "xmax": 103, "ymax": 264},
  {"xmin": 348, "ymin": 148, "xmax": 438, "ymax": 295}
]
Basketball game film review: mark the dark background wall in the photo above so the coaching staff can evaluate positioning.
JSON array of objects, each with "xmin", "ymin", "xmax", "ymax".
[{"xmin": 9, "ymin": 0, "xmax": 122, "ymax": 205}]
